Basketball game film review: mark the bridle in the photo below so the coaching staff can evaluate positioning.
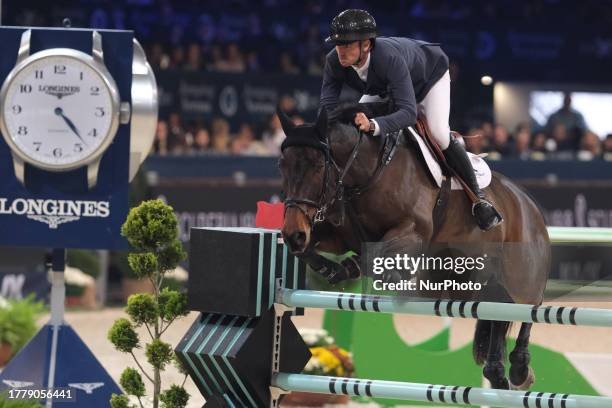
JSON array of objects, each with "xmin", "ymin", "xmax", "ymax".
[
  {"xmin": 283, "ymin": 131, "xmax": 364, "ymax": 228},
  {"xmin": 283, "ymin": 127, "xmax": 400, "ymax": 229}
]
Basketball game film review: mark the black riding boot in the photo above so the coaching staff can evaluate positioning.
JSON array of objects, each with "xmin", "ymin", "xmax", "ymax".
[{"xmin": 443, "ymin": 137, "xmax": 503, "ymax": 231}]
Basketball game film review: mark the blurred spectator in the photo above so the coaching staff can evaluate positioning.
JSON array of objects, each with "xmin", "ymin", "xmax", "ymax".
[
  {"xmin": 154, "ymin": 120, "xmax": 169, "ymax": 155},
  {"xmin": 307, "ymin": 52, "xmax": 326, "ymax": 76},
  {"xmin": 208, "ymin": 45, "xmax": 225, "ymax": 71},
  {"xmin": 168, "ymin": 112, "xmax": 190, "ymax": 154},
  {"xmin": 531, "ymin": 131, "xmax": 548, "ymax": 152},
  {"xmin": 185, "ymin": 43, "xmax": 203, "ymax": 71},
  {"xmin": 546, "ymin": 93, "xmax": 587, "ymax": 149},
  {"xmin": 463, "ymin": 129, "xmax": 486, "ymax": 154},
  {"xmin": 278, "ymin": 94, "xmax": 298, "ymax": 116},
  {"xmin": 512, "ymin": 126, "xmax": 532, "ymax": 160},
  {"xmin": 480, "ymin": 121, "xmax": 494, "ymax": 147},
  {"xmin": 245, "ymin": 50, "xmax": 260, "ymax": 72},
  {"xmin": 215, "ymin": 43, "xmax": 246, "ymax": 73},
  {"xmin": 603, "ymin": 134, "xmax": 612, "ymax": 161},
  {"xmin": 169, "ymin": 46, "xmax": 185, "ymax": 69},
  {"xmin": 576, "ymin": 131, "xmax": 601, "ymax": 160},
  {"xmin": 549, "ymin": 123, "xmax": 572, "ymax": 152},
  {"xmin": 262, "ymin": 114, "xmax": 286, "ymax": 155},
  {"xmin": 280, "ymin": 52, "xmax": 301, "ymax": 75},
  {"xmin": 211, "ymin": 118, "xmax": 231, "ymax": 153},
  {"xmin": 148, "ymin": 42, "xmax": 170, "ymax": 70},
  {"xmin": 192, "ymin": 127, "xmax": 211, "ymax": 153},
  {"xmin": 529, "ymin": 131, "xmax": 549, "ymax": 160},
  {"xmin": 488, "ymin": 124, "xmax": 512, "ymax": 156},
  {"xmin": 230, "ymin": 123, "xmax": 268, "ymax": 155}
]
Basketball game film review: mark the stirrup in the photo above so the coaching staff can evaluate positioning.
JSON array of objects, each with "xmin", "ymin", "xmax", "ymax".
[
  {"xmin": 472, "ymin": 199, "xmax": 504, "ymax": 230},
  {"xmin": 471, "ymin": 198, "xmax": 493, "ymax": 216}
]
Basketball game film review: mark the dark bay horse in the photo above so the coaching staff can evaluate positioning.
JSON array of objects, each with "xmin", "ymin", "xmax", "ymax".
[{"xmin": 278, "ymin": 103, "xmax": 551, "ymax": 391}]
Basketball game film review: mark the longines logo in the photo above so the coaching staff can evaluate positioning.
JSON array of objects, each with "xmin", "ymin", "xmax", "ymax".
[
  {"xmin": 38, "ymin": 85, "xmax": 80, "ymax": 99},
  {"xmin": 0, "ymin": 197, "xmax": 110, "ymax": 229}
]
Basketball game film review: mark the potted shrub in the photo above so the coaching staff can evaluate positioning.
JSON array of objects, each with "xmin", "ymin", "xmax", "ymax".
[
  {"xmin": 107, "ymin": 199, "xmax": 190, "ymax": 408},
  {"xmin": 282, "ymin": 329, "xmax": 353, "ymax": 406},
  {"xmin": 0, "ymin": 297, "xmax": 45, "ymax": 366},
  {"xmin": 117, "ymin": 250, "xmax": 155, "ymax": 301}
]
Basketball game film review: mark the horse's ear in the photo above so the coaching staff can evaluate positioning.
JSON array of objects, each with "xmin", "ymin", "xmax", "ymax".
[
  {"xmin": 315, "ymin": 108, "xmax": 327, "ymax": 141},
  {"xmin": 277, "ymin": 106, "xmax": 294, "ymax": 136}
]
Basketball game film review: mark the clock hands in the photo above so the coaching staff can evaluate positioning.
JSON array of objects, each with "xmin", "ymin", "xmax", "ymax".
[{"xmin": 54, "ymin": 107, "xmax": 87, "ymax": 146}]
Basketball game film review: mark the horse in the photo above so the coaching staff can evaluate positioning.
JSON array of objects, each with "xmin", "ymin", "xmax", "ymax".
[{"xmin": 277, "ymin": 102, "xmax": 551, "ymax": 391}]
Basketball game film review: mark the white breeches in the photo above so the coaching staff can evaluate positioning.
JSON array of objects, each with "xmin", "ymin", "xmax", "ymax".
[{"xmin": 359, "ymin": 69, "xmax": 452, "ymax": 150}]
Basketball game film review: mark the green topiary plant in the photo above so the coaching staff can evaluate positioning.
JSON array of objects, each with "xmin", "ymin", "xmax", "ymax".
[
  {"xmin": 107, "ymin": 200, "xmax": 190, "ymax": 408},
  {"xmin": 0, "ymin": 393, "xmax": 44, "ymax": 407}
]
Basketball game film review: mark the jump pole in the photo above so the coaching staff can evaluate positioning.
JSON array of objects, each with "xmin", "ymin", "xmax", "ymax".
[
  {"xmin": 277, "ymin": 287, "xmax": 612, "ymax": 327},
  {"xmin": 272, "ymin": 373, "xmax": 612, "ymax": 408}
]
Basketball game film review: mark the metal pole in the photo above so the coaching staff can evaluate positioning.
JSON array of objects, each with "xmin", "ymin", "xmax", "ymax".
[
  {"xmin": 277, "ymin": 288, "xmax": 612, "ymax": 327},
  {"xmin": 96, "ymin": 250, "xmax": 109, "ymax": 306},
  {"xmin": 46, "ymin": 248, "xmax": 66, "ymax": 408},
  {"xmin": 273, "ymin": 373, "xmax": 612, "ymax": 408}
]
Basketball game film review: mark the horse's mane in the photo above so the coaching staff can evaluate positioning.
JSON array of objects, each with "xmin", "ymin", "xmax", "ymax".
[{"xmin": 328, "ymin": 101, "xmax": 395, "ymax": 126}]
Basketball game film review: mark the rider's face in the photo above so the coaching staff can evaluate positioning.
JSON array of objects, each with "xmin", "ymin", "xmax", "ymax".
[{"xmin": 336, "ymin": 41, "xmax": 362, "ymax": 67}]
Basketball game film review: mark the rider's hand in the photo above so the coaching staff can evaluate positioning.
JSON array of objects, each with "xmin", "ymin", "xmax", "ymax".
[{"xmin": 354, "ymin": 112, "xmax": 371, "ymax": 132}]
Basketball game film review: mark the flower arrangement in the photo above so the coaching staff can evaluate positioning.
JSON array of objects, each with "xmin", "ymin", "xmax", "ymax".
[
  {"xmin": 300, "ymin": 329, "xmax": 354, "ymax": 378},
  {"xmin": 282, "ymin": 329, "xmax": 354, "ymax": 406}
]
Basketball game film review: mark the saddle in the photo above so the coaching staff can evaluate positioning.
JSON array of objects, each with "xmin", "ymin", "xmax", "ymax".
[{"xmin": 411, "ymin": 114, "xmax": 490, "ymax": 202}]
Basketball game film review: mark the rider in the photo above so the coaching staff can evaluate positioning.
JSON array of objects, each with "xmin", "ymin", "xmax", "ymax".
[{"xmin": 320, "ymin": 9, "xmax": 502, "ymax": 231}]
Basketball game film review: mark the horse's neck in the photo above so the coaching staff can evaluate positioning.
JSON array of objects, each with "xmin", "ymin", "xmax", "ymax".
[{"xmin": 329, "ymin": 126, "xmax": 379, "ymax": 183}]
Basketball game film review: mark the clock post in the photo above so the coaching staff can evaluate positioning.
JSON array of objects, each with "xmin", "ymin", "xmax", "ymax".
[{"xmin": 0, "ymin": 26, "xmax": 158, "ymax": 408}]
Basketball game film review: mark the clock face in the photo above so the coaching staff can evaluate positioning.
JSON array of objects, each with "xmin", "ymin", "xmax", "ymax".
[{"xmin": 2, "ymin": 54, "xmax": 115, "ymax": 168}]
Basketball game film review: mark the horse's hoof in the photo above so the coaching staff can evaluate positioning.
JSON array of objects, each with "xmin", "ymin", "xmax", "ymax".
[
  {"xmin": 510, "ymin": 367, "xmax": 535, "ymax": 391},
  {"xmin": 490, "ymin": 378, "xmax": 510, "ymax": 390},
  {"xmin": 326, "ymin": 266, "xmax": 351, "ymax": 285},
  {"xmin": 382, "ymin": 270, "xmax": 403, "ymax": 284},
  {"xmin": 341, "ymin": 256, "xmax": 361, "ymax": 279}
]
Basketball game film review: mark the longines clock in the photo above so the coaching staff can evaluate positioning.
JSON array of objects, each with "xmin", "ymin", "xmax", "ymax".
[{"xmin": 0, "ymin": 30, "xmax": 131, "ymax": 189}]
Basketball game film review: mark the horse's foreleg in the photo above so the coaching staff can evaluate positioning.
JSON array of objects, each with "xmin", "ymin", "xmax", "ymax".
[
  {"xmin": 483, "ymin": 321, "xmax": 511, "ymax": 390},
  {"xmin": 509, "ymin": 322, "xmax": 535, "ymax": 390},
  {"xmin": 299, "ymin": 232, "xmax": 360, "ymax": 284},
  {"xmin": 377, "ymin": 220, "xmax": 430, "ymax": 284}
]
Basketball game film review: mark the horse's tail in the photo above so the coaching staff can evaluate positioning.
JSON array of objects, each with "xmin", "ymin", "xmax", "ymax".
[{"xmin": 472, "ymin": 320, "xmax": 512, "ymax": 365}]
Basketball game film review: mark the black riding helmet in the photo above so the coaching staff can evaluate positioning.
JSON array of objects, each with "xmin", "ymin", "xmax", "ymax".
[{"xmin": 325, "ymin": 9, "xmax": 378, "ymax": 45}]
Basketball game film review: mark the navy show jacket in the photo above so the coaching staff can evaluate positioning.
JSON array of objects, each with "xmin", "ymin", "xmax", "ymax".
[{"xmin": 320, "ymin": 36, "xmax": 449, "ymax": 135}]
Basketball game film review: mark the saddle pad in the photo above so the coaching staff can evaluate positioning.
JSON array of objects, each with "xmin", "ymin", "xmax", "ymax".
[{"xmin": 406, "ymin": 127, "xmax": 492, "ymax": 190}]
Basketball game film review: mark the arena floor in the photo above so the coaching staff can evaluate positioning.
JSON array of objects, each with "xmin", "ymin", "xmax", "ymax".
[{"xmin": 52, "ymin": 298, "xmax": 612, "ymax": 408}]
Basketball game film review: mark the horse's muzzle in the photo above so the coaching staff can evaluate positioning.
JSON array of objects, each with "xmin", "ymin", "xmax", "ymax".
[{"xmin": 283, "ymin": 230, "xmax": 307, "ymax": 254}]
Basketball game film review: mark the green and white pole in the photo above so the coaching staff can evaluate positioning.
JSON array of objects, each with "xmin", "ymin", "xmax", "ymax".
[
  {"xmin": 277, "ymin": 288, "xmax": 612, "ymax": 327},
  {"xmin": 273, "ymin": 373, "xmax": 612, "ymax": 408}
]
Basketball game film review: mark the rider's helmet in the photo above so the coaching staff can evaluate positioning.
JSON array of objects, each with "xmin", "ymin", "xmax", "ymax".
[{"xmin": 325, "ymin": 9, "xmax": 378, "ymax": 45}]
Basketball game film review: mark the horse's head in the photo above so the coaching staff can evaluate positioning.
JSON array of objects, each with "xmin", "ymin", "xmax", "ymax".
[{"xmin": 278, "ymin": 108, "xmax": 329, "ymax": 254}]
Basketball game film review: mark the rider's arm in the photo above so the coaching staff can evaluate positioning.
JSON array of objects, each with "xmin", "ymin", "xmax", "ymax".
[
  {"xmin": 320, "ymin": 56, "xmax": 343, "ymax": 112},
  {"xmin": 373, "ymin": 56, "xmax": 417, "ymax": 135}
]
